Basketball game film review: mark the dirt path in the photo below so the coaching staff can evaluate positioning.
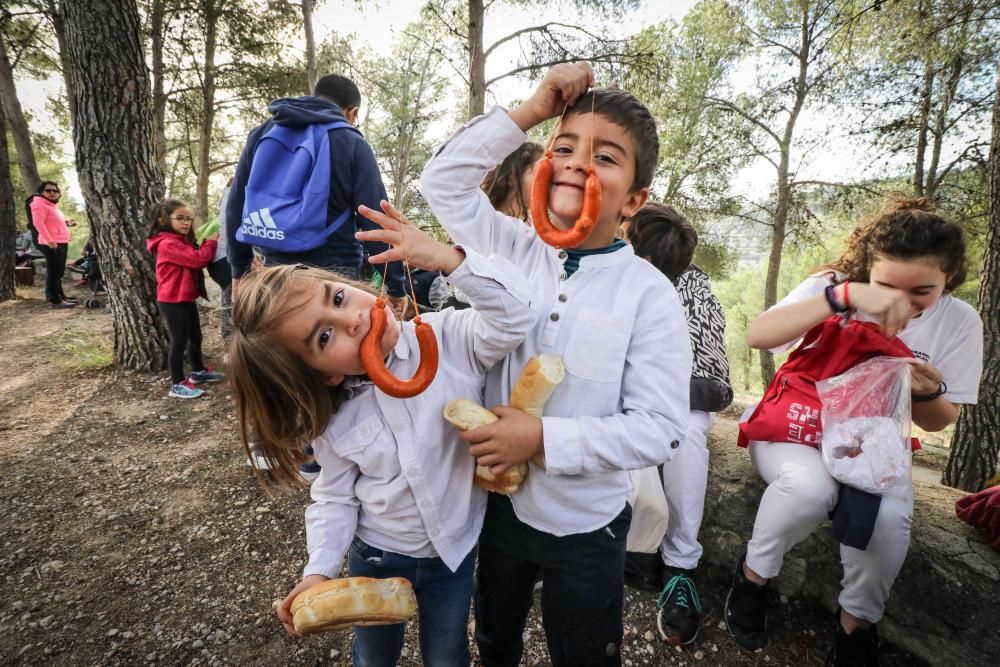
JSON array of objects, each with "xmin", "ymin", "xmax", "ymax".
[{"xmin": 0, "ymin": 288, "xmax": 924, "ymax": 666}]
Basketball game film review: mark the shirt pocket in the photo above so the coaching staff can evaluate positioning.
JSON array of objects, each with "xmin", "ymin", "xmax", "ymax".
[
  {"xmin": 329, "ymin": 415, "xmax": 399, "ymax": 478},
  {"xmin": 563, "ymin": 307, "xmax": 634, "ymax": 383}
]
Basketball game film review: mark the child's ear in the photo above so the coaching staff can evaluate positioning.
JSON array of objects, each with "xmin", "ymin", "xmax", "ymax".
[
  {"xmin": 323, "ymin": 373, "xmax": 345, "ymax": 387},
  {"xmin": 619, "ymin": 187, "xmax": 649, "ymax": 220}
]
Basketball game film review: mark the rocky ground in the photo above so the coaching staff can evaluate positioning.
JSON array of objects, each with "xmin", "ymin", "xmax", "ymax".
[{"xmin": 0, "ymin": 287, "xmax": 926, "ymax": 666}]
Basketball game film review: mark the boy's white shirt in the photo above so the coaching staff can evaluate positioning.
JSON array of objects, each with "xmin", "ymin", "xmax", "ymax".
[
  {"xmin": 772, "ymin": 273, "xmax": 983, "ymax": 404},
  {"xmin": 302, "ymin": 249, "xmax": 536, "ymax": 578},
  {"xmin": 421, "ymin": 106, "xmax": 692, "ymax": 536}
]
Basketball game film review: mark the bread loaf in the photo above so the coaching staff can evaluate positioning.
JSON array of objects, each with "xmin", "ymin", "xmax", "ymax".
[
  {"xmin": 509, "ymin": 355, "xmax": 564, "ymax": 468},
  {"xmin": 443, "ymin": 399, "xmax": 527, "ymax": 494},
  {"xmin": 291, "ymin": 576, "xmax": 417, "ymax": 635}
]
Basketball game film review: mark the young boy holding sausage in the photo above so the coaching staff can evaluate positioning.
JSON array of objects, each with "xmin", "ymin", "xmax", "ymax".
[{"xmin": 421, "ymin": 62, "xmax": 692, "ymax": 667}]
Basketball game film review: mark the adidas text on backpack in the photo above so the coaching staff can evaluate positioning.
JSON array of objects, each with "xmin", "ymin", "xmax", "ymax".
[{"xmin": 238, "ymin": 120, "xmax": 357, "ymax": 253}]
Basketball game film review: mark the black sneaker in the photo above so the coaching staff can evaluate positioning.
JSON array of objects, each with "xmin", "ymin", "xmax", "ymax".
[
  {"xmin": 826, "ymin": 611, "xmax": 880, "ymax": 667},
  {"xmin": 656, "ymin": 567, "xmax": 701, "ymax": 645},
  {"xmin": 724, "ymin": 554, "xmax": 771, "ymax": 650}
]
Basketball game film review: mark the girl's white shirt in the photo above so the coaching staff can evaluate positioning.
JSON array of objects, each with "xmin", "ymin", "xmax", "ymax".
[
  {"xmin": 773, "ymin": 273, "xmax": 983, "ymax": 404},
  {"xmin": 302, "ymin": 249, "xmax": 536, "ymax": 578},
  {"xmin": 421, "ymin": 107, "xmax": 692, "ymax": 537}
]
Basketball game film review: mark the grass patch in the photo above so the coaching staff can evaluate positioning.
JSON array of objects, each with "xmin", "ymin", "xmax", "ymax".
[{"xmin": 49, "ymin": 329, "xmax": 113, "ymax": 370}]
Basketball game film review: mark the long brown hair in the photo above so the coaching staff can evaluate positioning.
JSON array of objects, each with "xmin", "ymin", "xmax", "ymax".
[
  {"xmin": 824, "ymin": 196, "xmax": 967, "ymax": 291},
  {"xmin": 146, "ymin": 198, "xmax": 193, "ymax": 242},
  {"xmin": 481, "ymin": 141, "xmax": 544, "ymax": 221},
  {"xmin": 228, "ymin": 264, "xmax": 372, "ymax": 490}
]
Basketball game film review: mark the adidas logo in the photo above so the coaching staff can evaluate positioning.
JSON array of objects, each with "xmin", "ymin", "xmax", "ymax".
[{"xmin": 241, "ymin": 208, "xmax": 286, "ymax": 241}]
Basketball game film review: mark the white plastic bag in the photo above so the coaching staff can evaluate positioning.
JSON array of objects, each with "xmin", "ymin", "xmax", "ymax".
[
  {"xmin": 626, "ymin": 467, "xmax": 669, "ymax": 553},
  {"xmin": 816, "ymin": 356, "xmax": 914, "ymax": 494}
]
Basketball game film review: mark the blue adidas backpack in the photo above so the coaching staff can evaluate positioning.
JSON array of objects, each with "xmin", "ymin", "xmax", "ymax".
[{"xmin": 238, "ymin": 121, "xmax": 358, "ymax": 252}]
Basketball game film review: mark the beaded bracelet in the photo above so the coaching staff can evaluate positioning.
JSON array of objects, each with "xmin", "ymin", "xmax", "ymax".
[
  {"xmin": 913, "ymin": 382, "xmax": 947, "ymax": 403},
  {"xmin": 824, "ymin": 284, "xmax": 848, "ymax": 313}
]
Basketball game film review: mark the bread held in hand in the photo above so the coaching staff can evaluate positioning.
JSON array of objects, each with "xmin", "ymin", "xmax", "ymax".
[{"xmin": 291, "ymin": 576, "xmax": 417, "ymax": 635}]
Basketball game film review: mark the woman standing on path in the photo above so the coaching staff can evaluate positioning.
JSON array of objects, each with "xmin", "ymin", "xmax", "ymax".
[{"xmin": 27, "ymin": 181, "xmax": 76, "ymax": 309}]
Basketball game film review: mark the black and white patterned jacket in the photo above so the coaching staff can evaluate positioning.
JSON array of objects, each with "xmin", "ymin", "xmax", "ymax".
[{"xmin": 676, "ymin": 265, "xmax": 733, "ymax": 413}]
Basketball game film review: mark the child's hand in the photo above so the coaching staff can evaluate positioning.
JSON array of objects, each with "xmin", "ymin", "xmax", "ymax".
[
  {"xmin": 847, "ymin": 283, "xmax": 913, "ymax": 338},
  {"xmin": 461, "ymin": 406, "xmax": 543, "ymax": 475},
  {"xmin": 911, "ymin": 362, "xmax": 944, "ymax": 396},
  {"xmin": 357, "ymin": 200, "xmax": 464, "ymax": 275},
  {"xmin": 509, "ymin": 62, "xmax": 594, "ymax": 131},
  {"xmin": 276, "ymin": 574, "xmax": 330, "ymax": 637}
]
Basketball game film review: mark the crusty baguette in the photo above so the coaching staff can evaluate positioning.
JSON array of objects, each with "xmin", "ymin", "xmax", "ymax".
[
  {"xmin": 509, "ymin": 355, "xmax": 564, "ymax": 468},
  {"xmin": 443, "ymin": 399, "xmax": 527, "ymax": 495},
  {"xmin": 291, "ymin": 576, "xmax": 416, "ymax": 635}
]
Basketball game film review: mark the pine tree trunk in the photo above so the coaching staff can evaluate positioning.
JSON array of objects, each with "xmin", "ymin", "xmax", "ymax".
[
  {"xmin": 46, "ymin": 0, "xmax": 77, "ymax": 121},
  {"xmin": 0, "ymin": 102, "xmax": 16, "ymax": 302},
  {"xmin": 62, "ymin": 0, "xmax": 168, "ymax": 371},
  {"xmin": 150, "ymin": 0, "xmax": 168, "ymax": 177},
  {"xmin": 302, "ymin": 0, "xmax": 318, "ymax": 94},
  {"xmin": 195, "ymin": 0, "xmax": 218, "ymax": 224},
  {"xmin": 0, "ymin": 34, "xmax": 41, "ymax": 192},
  {"xmin": 943, "ymin": 65, "xmax": 1000, "ymax": 491},
  {"xmin": 467, "ymin": 0, "xmax": 485, "ymax": 119}
]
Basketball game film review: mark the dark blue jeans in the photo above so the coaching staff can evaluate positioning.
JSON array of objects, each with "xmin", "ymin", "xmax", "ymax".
[
  {"xmin": 347, "ymin": 537, "xmax": 475, "ymax": 667},
  {"xmin": 475, "ymin": 494, "xmax": 632, "ymax": 667}
]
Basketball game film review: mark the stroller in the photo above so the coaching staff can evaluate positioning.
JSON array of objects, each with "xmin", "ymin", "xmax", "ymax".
[{"xmin": 66, "ymin": 241, "xmax": 106, "ymax": 309}]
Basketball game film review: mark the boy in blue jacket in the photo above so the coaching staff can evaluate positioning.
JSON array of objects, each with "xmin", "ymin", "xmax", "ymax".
[{"xmin": 227, "ymin": 74, "xmax": 408, "ymax": 316}]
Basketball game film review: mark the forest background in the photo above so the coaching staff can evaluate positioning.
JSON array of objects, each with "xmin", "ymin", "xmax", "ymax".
[{"xmin": 1, "ymin": 0, "xmax": 997, "ymax": 491}]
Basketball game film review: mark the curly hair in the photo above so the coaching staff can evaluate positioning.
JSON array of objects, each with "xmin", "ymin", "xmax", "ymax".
[{"xmin": 825, "ymin": 197, "xmax": 967, "ymax": 291}]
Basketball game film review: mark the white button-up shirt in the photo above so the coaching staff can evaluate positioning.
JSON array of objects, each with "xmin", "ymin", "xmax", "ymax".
[
  {"xmin": 421, "ymin": 107, "xmax": 692, "ymax": 536},
  {"xmin": 302, "ymin": 249, "xmax": 536, "ymax": 577}
]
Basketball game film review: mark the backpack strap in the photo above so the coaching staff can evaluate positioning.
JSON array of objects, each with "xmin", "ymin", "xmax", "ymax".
[{"xmin": 319, "ymin": 120, "xmax": 362, "ymax": 238}]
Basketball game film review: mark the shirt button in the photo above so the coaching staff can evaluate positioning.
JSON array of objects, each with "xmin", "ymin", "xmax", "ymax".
[
  {"xmin": 670, "ymin": 440, "xmax": 680, "ymax": 449},
  {"xmin": 558, "ymin": 293, "xmax": 568, "ymax": 302},
  {"xmin": 549, "ymin": 313, "xmax": 560, "ymax": 322},
  {"xmin": 429, "ymin": 527, "xmax": 440, "ymax": 537},
  {"xmin": 558, "ymin": 251, "xmax": 567, "ymax": 259},
  {"xmin": 559, "ymin": 272, "xmax": 567, "ymax": 281}
]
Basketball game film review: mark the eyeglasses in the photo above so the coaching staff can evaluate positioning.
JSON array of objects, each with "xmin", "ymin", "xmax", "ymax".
[
  {"xmin": 44, "ymin": 188, "xmax": 60, "ymax": 194},
  {"xmin": 171, "ymin": 215, "xmax": 195, "ymax": 223}
]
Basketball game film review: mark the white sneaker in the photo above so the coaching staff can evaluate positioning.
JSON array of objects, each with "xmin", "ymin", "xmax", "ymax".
[
  {"xmin": 245, "ymin": 451, "xmax": 272, "ymax": 470},
  {"xmin": 300, "ymin": 469, "xmax": 320, "ymax": 484}
]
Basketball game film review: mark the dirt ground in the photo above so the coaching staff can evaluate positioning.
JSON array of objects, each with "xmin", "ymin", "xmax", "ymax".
[{"xmin": 0, "ymin": 285, "xmax": 927, "ymax": 666}]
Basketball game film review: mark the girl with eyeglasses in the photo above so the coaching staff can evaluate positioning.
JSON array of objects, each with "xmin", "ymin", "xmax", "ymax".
[{"xmin": 146, "ymin": 199, "xmax": 225, "ymax": 398}]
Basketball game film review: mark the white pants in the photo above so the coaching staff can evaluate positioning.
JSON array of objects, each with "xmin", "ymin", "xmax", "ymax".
[
  {"xmin": 746, "ymin": 441, "xmax": 914, "ymax": 623},
  {"xmin": 660, "ymin": 410, "xmax": 715, "ymax": 571}
]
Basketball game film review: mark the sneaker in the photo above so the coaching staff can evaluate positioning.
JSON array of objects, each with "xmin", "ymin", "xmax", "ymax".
[
  {"xmin": 50, "ymin": 300, "xmax": 76, "ymax": 309},
  {"xmin": 168, "ymin": 380, "xmax": 205, "ymax": 399},
  {"xmin": 62, "ymin": 296, "xmax": 78, "ymax": 304},
  {"xmin": 826, "ymin": 610, "xmax": 880, "ymax": 667},
  {"xmin": 74, "ymin": 278, "xmax": 89, "ymax": 288},
  {"xmin": 299, "ymin": 468, "xmax": 320, "ymax": 484},
  {"xmin": 724, "ymin": 554, "xmax": 772, "ymax": 650},
  {"xmin": 656, "ymin": 567, "xmax": 702, "ymax": 645},
  {"xmin": 188, "ymin": 368, "xmax": 225, "ymax": 384},
  {"xmin": 245, "ymin": 450, "xmax": 272, "ymax": 471}
]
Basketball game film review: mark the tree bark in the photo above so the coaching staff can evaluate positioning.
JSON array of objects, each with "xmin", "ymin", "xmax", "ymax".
[
  {"xmin": 943, "ymin": 64, "xmax": 1000, "ymax": 491},
  {"xmin": 62, "ymin": 0, "xmax": 168, "ymax": 371},
  {"xmin": 0, "ymin": 32, "xmax": 41, "ymax": 193},
  {"xmin": 150, "ymin": 0, "xmax": 167, "ymax": 177},
  {"xmin": 0, "ymin": 101, "xmax": 16, "ymax": 302},
  {"xmin": 759, "ymin": 5, "xmax": 810, "ymax": 386},
  {"xmin": 195, "ymin": 0, "xmax": 218, "ymax": 224},
  {"xmin": 302, "ymin": 0, "xmax": 318, "ymax": 94},
  {"xmin": 45, "ymin": 0, "xmax": 77, "ymax": 121},
  {"xmin": 467, "ymin": 0, "xmax": 485, "ymax": 119}
]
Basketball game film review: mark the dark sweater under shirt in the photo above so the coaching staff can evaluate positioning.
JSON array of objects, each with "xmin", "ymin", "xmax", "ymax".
[{"xmin": 563, "ymin": 238, "xmax": 628, "ymax": 278}]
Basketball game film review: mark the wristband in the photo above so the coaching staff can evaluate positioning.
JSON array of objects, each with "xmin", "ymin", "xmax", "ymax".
[
  {"xmin": 824, "ymin": 284, "xmax": 848, "ymax": 314},
  {"xmin": 913, "ymin": 381, "xmax": 947, "ymax": 403},
  {"xmin": 841, "ymin": 281, "xmax": 850, "ymax": 308}
]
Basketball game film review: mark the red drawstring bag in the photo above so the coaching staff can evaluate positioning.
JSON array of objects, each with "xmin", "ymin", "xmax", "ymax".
[
  {"xmin": 955, "ymin": 486, "xmax": 1000, "ymax": 552},
  {"xmin": 738, "ymin": 316, "xmax": 915, "ymax": 449}
]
